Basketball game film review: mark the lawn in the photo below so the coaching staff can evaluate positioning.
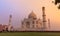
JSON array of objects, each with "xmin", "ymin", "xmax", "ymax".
[{"xmin": 0, "ymin": 32, "xmax": 60, "ymax": 36}]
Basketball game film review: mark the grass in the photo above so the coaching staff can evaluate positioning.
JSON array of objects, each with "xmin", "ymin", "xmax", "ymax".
[{"xmin": 0, "ymin": 32, "xmax": 60, "ymax": 36}]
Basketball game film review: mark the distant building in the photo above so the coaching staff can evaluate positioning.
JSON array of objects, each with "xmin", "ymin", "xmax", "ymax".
[
  {"xmin": 21, "ymin": 11, "xmax": 43, "ymax": 31},
  {"xmin": 0, "ymin": 24, "xmax": 13, "ymax": 31},
  {"xmin": 0, "ymin": 24, "xmax": 8, "ymax": 31}
]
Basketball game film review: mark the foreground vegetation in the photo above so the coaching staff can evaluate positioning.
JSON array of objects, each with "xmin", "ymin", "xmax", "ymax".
[{"xmin": 0, "ymin": 32, "xmax": 60, "ymax": 36}]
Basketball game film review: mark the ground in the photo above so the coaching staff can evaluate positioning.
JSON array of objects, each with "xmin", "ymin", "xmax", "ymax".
[{"xmin": 0, "ymin": 32, "xmax": 60, "ymax": 36}]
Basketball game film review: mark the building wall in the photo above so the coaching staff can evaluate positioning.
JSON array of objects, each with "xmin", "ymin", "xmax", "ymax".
[{"xmin": 21, "ymin": 18, "xmax": 42, "ymax": 31}]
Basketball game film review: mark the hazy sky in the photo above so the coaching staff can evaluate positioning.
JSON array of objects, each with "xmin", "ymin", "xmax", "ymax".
[{"xmin": 0, "ymin": 0, "xmax": 60, "ymax": 30}]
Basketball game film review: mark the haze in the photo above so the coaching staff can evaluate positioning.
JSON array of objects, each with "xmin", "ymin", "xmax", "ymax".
[{"xmin": 0, "ymin": 0, "xmax": 60, "ymax": 31}]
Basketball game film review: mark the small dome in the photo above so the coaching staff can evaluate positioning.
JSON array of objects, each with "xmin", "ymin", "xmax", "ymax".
[{"xmin": 28, "ymin": 11, "xmax": 37, "ymax": 19}]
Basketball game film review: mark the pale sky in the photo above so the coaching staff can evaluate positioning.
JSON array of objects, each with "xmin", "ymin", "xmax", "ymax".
[{"xmin": 0, "ymin": 0, "xmax": 60, "ymax": 30}]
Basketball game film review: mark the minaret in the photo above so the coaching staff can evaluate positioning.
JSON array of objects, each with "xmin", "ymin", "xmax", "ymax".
[
  {"xmin": 42, "ymin": 7, "xmax": 46, "ymax": 30},
  {"xmin": 8, "ymin": 14, "xmax": 12, "ymax": 31},
  {"xmin": 9, "ymin": 15, "xmax": 12, "ymax": 25},
  {"xmin": 48, "ymin": 19, "xmax": 50, "ymax": 29}
]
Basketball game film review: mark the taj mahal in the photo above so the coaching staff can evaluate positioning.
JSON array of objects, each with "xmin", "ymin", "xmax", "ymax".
[{"xmin": 20, "ymin": 7, "xmax": 50, "ymax": 31}]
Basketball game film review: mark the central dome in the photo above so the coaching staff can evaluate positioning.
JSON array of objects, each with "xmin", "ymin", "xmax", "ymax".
[{"xmin": 28, "ymin": 11, "xmax": 37, "ymax": 19}]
